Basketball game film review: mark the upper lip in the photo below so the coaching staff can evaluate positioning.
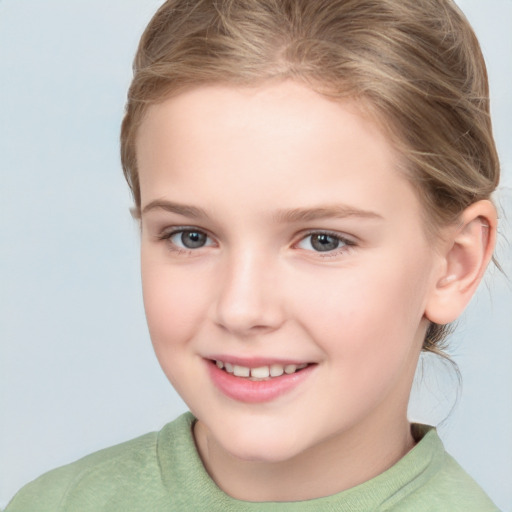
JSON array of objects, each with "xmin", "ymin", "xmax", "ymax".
[{"xmin": 206, "ymin": 355, "xmax": 313, "ymax": 368}]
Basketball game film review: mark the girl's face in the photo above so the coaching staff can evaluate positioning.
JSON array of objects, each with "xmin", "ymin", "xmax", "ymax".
[{"xmin": 137, "ymin": 81, "xmax": 441, "ymax": 465}]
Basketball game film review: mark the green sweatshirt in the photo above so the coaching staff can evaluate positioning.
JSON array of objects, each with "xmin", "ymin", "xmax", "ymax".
[{"xmin": 4, "ymin": 413, "xmax": 499, "ymax": 511}]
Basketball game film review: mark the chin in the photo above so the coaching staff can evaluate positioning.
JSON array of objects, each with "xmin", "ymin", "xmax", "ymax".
[
  {"xmin": 210, "ymin": 421, "xmax": 312, "ymax": 464},
  {"xmin": 227, "ymin": 441, "xmax": 304, "ymax": 464}
]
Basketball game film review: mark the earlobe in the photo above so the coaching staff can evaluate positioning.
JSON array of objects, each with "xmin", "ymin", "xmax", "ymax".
[{"xmin": 425, "ymin": 200, "xmax": 497, "ymax": 325}]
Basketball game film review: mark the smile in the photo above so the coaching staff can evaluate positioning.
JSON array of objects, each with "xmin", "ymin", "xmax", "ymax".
[
  {"xmin": 207, "ymin": 358, "xmax": 316, "ymax": 403},
  {"xmin": 214, "ymin": 360, "xmax": 309, "ymax": 380}
]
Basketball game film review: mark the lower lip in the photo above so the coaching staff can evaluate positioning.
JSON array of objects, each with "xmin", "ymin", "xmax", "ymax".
[{"xmin": 206, "ymin": 360, "xmax": 315, "ymax": 403}]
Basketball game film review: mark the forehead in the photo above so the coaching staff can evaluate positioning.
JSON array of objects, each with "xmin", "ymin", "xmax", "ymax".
[
  {"xmin": 137, "ymin": 81, "xmax": 390, "ymax": 156},
  {"xmin": 135, "ymin": 81, "xmax": 423, "ymax": 229}
]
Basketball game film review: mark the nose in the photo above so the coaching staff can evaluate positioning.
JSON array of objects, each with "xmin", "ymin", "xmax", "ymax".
[{"xmin": 212, "ymin": 249, "xmax": 285, "ymax": 336}]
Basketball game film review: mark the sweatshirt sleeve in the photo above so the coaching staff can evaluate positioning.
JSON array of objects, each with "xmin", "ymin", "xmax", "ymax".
[
  {"xmin": 4, "ymin": 431, "xmax": 161, "ymax": 512},
  {"xmin": 4, "ymin": 464, "xmax": 79, "ymax": 512}
]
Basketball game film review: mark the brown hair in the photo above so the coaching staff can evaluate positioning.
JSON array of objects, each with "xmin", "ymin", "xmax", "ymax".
[{"xmin": 120, "ymin": 0, "xmax": 499, "ymax": 353}]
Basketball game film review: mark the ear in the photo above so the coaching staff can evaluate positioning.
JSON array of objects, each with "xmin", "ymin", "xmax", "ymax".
[{"xmin": 425, "ymin": 200, "xmax": 497, "ymax": 325}]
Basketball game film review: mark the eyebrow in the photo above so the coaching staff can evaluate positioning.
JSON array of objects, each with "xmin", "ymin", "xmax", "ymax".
[
  {"xmin": 272, "ymin": 205, "xmax": 383, "ymax": 223},
  {"xmin": 141, "ymin": 200, "xmax": 382, "ymax": 223},
  {"xmin": 141, "ymin": 200, "xmax": 210, "ymax": 219}
]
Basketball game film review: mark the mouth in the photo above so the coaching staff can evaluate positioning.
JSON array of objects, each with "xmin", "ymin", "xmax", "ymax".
[
  {"xmin": 212, "ymin": 359, "xmax": 310, "ymax": 380},
  {"xmin": 206, "ymin": 358, "xmax": 316, "ymax": 403}
]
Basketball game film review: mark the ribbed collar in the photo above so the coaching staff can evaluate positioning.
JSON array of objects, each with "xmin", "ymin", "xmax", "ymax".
[{"xmin": 158, "ymin": 413, "xmax": 443, "ymax": 511}]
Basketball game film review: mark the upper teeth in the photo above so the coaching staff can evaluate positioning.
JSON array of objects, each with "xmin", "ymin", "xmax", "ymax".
[{"xmin": 215, "ymin": 360, "xmax": 308, "ymax": 379}]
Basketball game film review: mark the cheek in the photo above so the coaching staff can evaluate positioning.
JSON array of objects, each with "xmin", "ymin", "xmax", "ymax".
[
  {"xmin": 141, "ymin": 258, "xmax": 209, "ymax": 348},
  {"xmin": 140, "ymin": 258, "xmax": 214, "ymax": 399},
  {"xmin": 290, "ymin": 256, "xmax": 429, "ymax": 365}
]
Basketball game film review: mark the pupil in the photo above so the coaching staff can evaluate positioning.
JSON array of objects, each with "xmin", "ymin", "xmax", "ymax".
[
  {"xmin": 181, "ymin": 231, "xmax": 206, "ymax": 249},
  {"xmin": 311, "ymin": 234, "xmax": 339, "ymax": 252}
]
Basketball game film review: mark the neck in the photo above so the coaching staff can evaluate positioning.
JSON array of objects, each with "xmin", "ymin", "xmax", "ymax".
[{"xmin": 193, "ymin": 411, "xmax": 415, "ymax": 502}]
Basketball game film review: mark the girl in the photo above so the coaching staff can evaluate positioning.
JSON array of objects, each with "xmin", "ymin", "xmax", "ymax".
[{"xmin": 4, "ymin": 0, "xmax": 508, "ymax": 510}]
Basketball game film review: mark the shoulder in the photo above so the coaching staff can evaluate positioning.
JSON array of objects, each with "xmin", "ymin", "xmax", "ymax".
[
  {"xmin": 383, "ymin": 425, "xmax": 500, "ymax": 512},
  {"xmin": 423, "ymin": 451, "xmax": 500, "ymax": 511},
  {"xmin": 5, "ymin": 413, "xmax": 194, "ymax": 512}
]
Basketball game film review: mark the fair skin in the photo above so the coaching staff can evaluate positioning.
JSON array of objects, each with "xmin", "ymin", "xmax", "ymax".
[{"xmin": 136, "ymin": 81, "xmax": 496, "ymax": 502}]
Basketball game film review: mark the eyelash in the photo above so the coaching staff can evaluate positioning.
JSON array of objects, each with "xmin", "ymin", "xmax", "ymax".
[
  {"xmin": 296, "ymin": 230, "xmax": 356, "ymax": 258},
  {"xmin": 157, "ymin": 227, "xmax": 216, "ymax": 255},
  {"xmin": 157, "ymin": 227, "xmax": 356, "ymax": 257}
]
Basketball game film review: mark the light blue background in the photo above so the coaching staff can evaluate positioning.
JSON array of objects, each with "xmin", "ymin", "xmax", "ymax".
[{"xmin": 1, "ymin": 1, "xmax": 511, "ymax": 510}]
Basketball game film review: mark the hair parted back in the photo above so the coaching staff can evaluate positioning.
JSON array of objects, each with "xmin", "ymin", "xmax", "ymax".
[{"xmin": 121, "ymin": 0, "xmax": 499, "ymax": 353}]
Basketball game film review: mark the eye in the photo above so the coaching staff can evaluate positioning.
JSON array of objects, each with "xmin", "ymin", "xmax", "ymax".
[
  {"xmin": 167, "ymin": 229, "xmax": 213, "ymax": 250},
  {"xmin": 296, "ymin": 232, "xmax": 351, "ymax": 253}
]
